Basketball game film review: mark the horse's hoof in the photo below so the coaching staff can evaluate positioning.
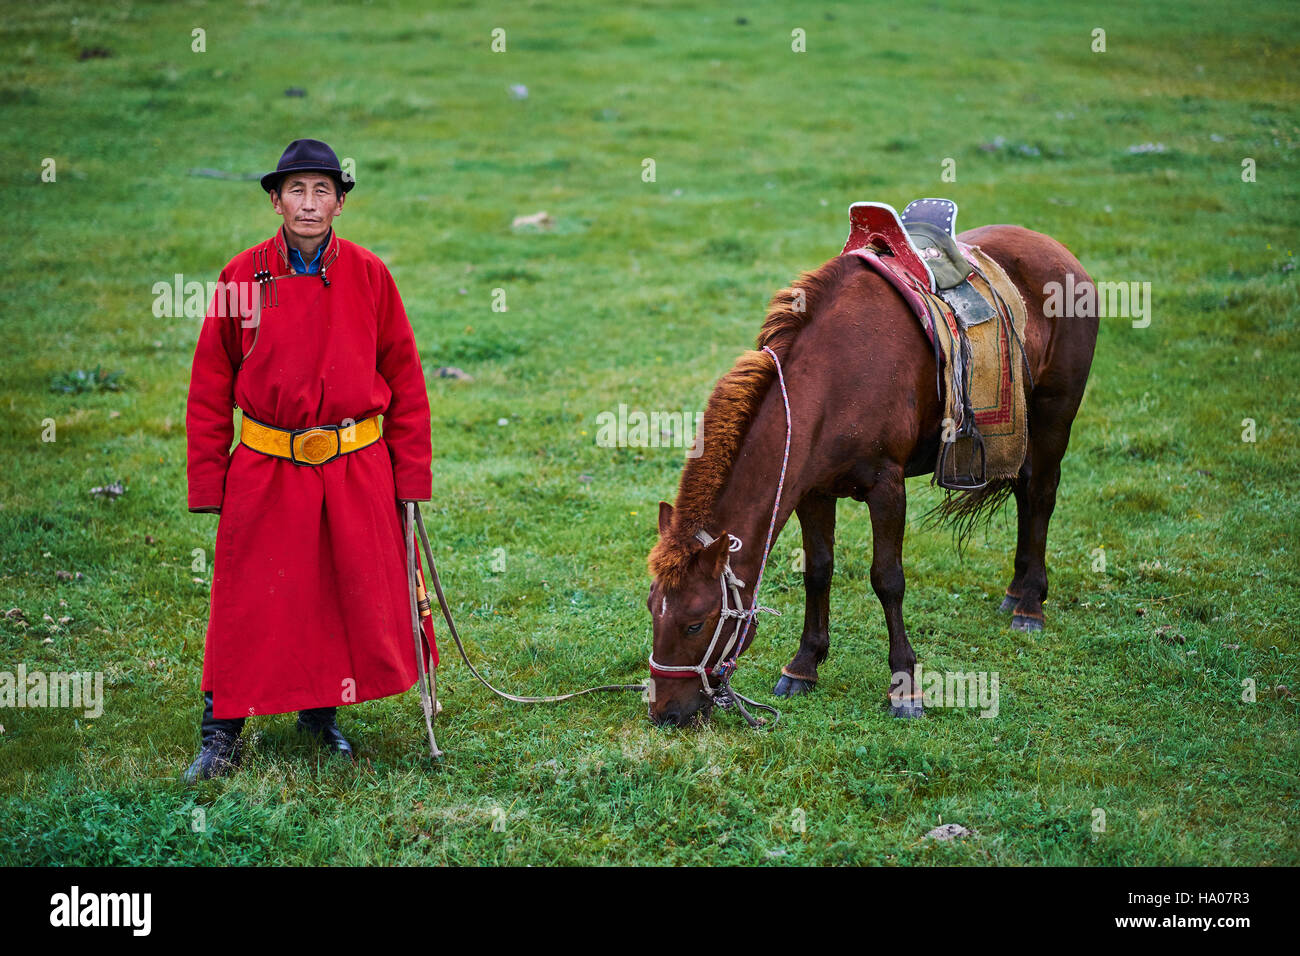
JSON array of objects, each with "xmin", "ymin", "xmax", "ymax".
[
  {"xmin": 999, "ymin": 595, "xmax": 1019, "ymax": 613},
  {"xmin": 889, "ymin": 697, "xmax": 925, "ymax": 719},
  {"xmin": 773, "ymin": 674, "xmax": 816, "ymax": 697},
  {"xmin": 1011, "ymin": 614, "xmax": 1043, "ymax": 632}
]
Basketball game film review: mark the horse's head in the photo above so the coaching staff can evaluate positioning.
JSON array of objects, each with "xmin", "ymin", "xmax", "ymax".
[{"xmin": 645, "ymin": 502, "xmax": 747, "ymax": 726}]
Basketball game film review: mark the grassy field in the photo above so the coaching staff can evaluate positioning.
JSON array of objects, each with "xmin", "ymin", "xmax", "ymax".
[{"xmin": 0, "ymin": 0, "xmax": 1297, "ymax": 865}]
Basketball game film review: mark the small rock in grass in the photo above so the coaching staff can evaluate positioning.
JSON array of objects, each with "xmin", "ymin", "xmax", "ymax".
[
  {"xmin": 1155, "ymin": 625, "xmax": 1185, "ymax": 645},
  {"xmin": 89, "ymin": 481, "xmax": 126, "ymax": 499},
  {"xmin": 511, "ymin": 210, "xmax": 554, "ymax": 230},
  {"xmin": 925, "ymin": 823, "xmax": 976, "ymax": 841}
]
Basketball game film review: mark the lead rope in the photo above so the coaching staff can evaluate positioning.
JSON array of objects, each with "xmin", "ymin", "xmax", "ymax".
[
  {"xmin": 408, "ymin": 344, "xmax": 793, "ymax": 737},
  {"xmin": 404, "ymin": 503, "xmax": 441, "ymax": 758},
  {"xmin": 412, "ymin": 505, "xmax": 646, "ymax": 709},
  {"xmin": 729, "ymin": 344, "xmax": 792, "ymax": 661},
  {"xmin": 706, "ymin": 344, "xmax": 792, "ymax": 729}
]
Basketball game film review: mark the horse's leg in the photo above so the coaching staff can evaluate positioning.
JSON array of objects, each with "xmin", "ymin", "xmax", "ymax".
[
  {"xmin": 1000, "ymin": 457, "xmax": 1034, "ymax": 613},
  {"xmin": 773, "ymin": 492, "xmax": 837, "ymax": 697},
  {"xmin": 1009, "ymin": 393, "xmax": 1077, "ymax": 632},
  {"xmin": 866, "ymin": 467, "xmax": 921, "ymax": 718}
]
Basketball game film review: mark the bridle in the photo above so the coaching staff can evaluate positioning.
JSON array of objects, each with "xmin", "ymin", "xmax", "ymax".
[
  {"xmin": 647, "ymin": 345, "xmax": 792, "ymax": 727},
  {"xmin": 648, "ymin": 527, "xmax": 774, "ymax": 688}
]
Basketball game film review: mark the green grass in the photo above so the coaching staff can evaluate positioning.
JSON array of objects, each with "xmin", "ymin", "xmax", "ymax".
[{"xmin": 0, "ymin": 0, "xmax": 1297, "ymax": 865}]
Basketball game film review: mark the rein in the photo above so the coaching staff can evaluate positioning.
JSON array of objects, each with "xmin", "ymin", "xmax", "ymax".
[
  {"xmin": 406, "ymin": 343, "xmax": 793, "ymax": 738},
  {"xmin": 410, "ymin": 505, "xmax": 646, "ymax": 718},
  {"xmin": 646, "ymin": 344, "xmax": 792, "ymax": 728}
]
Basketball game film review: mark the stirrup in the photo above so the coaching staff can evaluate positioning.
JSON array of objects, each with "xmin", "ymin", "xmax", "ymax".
[{"xmin": 937, "ymin": 427, "xmax": 988, "ymax": 491}]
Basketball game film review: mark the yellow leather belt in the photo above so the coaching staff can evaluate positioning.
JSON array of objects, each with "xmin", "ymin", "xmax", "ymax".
[{"xmin": 240, "ymin": 414, "xmax": 381, "ymax": 466}]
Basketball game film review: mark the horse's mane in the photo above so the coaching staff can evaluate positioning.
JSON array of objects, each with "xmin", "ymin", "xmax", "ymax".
[{"xmin": 648, "ymin": 255, "xmax": 855, "ymax": 586}]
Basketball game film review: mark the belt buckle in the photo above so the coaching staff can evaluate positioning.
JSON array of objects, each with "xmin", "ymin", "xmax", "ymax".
[{"xmin": 291, "ymin": 425, "xmax": 341, "ymax": 465}]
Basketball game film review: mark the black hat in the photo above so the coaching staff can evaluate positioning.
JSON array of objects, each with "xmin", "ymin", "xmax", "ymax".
[{"xmin": 261, "ymin": 138, "xmax": 353, "ymax": 193}]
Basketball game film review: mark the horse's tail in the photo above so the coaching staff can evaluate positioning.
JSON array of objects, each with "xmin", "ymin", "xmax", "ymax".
[{"xmin": 923, "ymin": 478, "xmax": 1017, "ymax": 553}]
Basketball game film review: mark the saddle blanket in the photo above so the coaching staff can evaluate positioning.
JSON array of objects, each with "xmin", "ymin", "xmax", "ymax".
[{"xmin": 844, "ymin": 240, "xmax": 1029, "ymax": 483}]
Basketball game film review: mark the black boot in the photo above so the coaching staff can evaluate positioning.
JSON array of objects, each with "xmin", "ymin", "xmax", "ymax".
[
  {"xmin": 296, "ymin": 706, "xmax": 353, "ymax": 758},
  {"xmin": 184, "ymin": 693, "xmax": 246, "ymax": 784}
]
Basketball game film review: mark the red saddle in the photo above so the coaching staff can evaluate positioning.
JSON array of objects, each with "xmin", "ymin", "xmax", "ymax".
[{"xmin": 841, "ymin": 202, "xmax": 935, "ymax": 292}]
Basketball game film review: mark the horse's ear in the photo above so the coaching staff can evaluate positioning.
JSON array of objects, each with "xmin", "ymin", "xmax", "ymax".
[
  {"xmin": 698, "ymin": 531, "xmax": 732, "ymax": 578},
  {"xmin": 658, "ymin": 501, "xmax": 674, "ymax": 536}
]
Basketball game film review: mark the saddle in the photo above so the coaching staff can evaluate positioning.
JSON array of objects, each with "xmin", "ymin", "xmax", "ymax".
[
  {"xmin": 841, "ymin": 199, "xmax": 997, "ymax": 326},
  {"xmin": 841, "ymin": 199, "xmax": 1026, "ymax": 491}
]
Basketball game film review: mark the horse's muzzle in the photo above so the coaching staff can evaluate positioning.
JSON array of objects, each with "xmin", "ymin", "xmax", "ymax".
[{"xmin": 649, "ymin": 694, "xmax": 713, "ymax": 727}]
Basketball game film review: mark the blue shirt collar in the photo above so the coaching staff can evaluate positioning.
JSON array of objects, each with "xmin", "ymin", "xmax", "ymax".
[{"xmin": 286, "ymin": 230, "xmax": 330, "ymax": 274}]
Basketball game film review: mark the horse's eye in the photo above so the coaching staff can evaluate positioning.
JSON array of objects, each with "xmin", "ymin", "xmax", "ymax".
[{"xmin": 685, "ymin": 622, "xmax": 704, "ymax": 635}]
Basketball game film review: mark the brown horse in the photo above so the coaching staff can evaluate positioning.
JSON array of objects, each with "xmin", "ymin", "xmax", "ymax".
[{"xmin": 645, "ymin": 224, "xmax": 1097, "ymax": 726}]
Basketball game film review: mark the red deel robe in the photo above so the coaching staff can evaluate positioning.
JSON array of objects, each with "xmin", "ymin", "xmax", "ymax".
[{"xmin": 186, "ymin": 228, "xmax": 436, "ymax": 719}]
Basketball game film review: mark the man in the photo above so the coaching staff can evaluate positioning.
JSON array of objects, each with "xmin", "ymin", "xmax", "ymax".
[{"xmin": 184, "ymin": 138, "xmax": 436, "ymax": 782}]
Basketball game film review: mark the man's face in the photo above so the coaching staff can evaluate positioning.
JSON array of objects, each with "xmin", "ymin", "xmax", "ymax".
[{"xmin": 271, "ymin": 173, "xmax": 344, "ymax": 246}]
